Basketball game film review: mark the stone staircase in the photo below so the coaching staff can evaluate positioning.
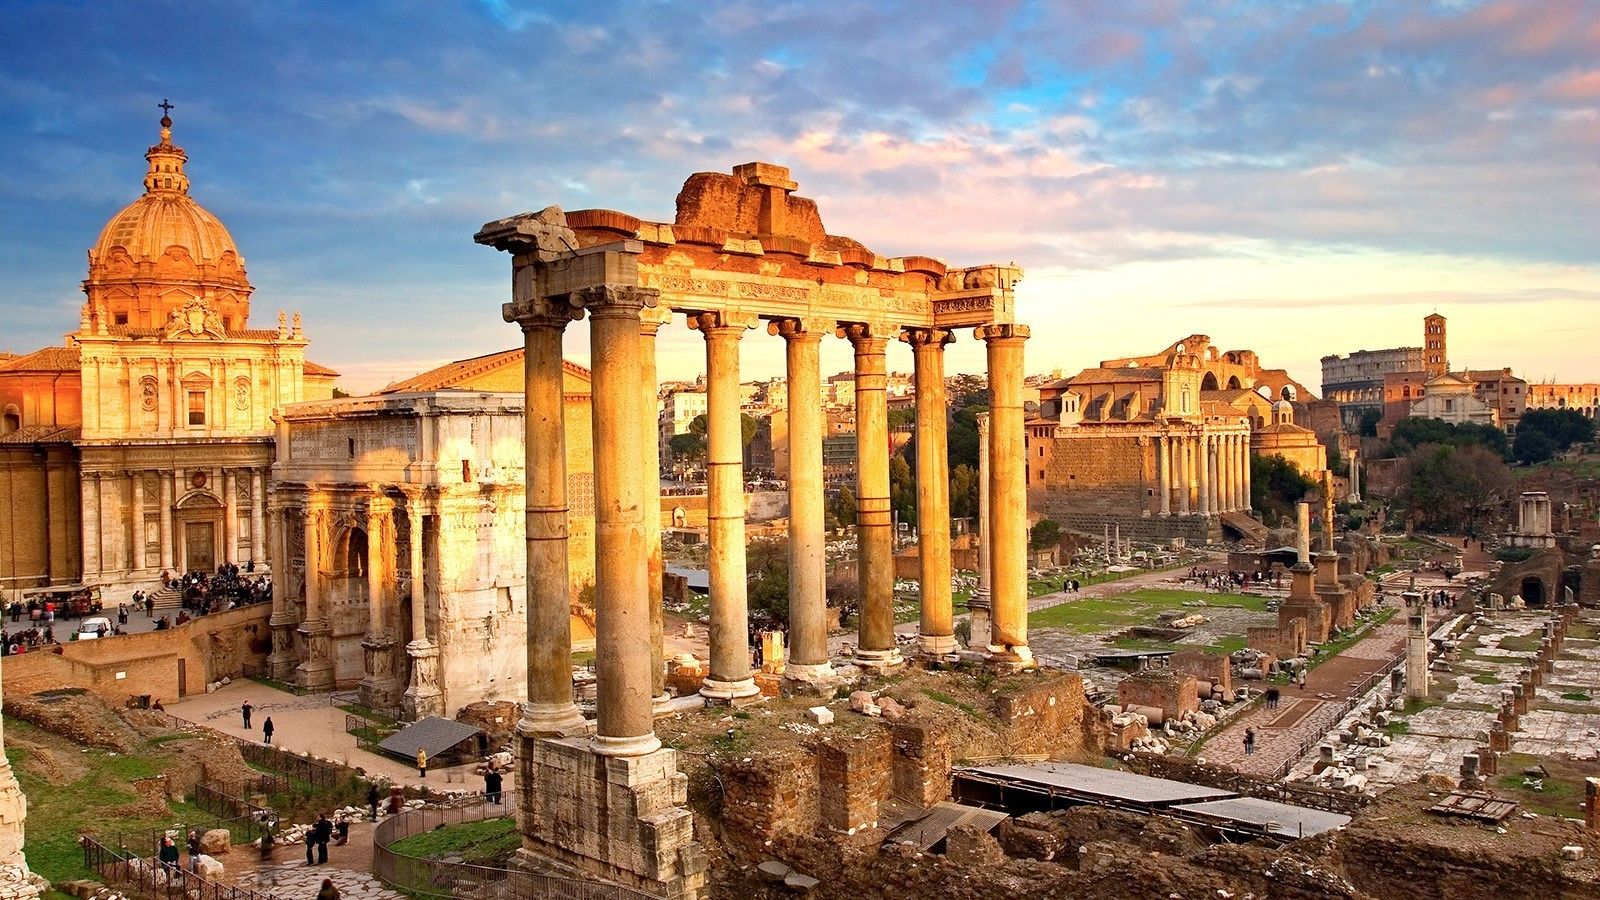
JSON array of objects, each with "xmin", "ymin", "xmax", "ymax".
[
  {"xmin": 148, "ymin": 586, "xmax": 183, "ymax": 611},
  {"xmin": 1220, "ymin": 511, "xmax": 1271, "ymax": 546}
]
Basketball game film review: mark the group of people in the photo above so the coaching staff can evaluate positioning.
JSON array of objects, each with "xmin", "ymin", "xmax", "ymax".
[
  {"xmin": 1187, "ymin": 567, "xmax": 1287, "ymax": 592},
  {"xmin": 2, "ymin": 626, "xmax": 58, "ymax": 655},
  {"xmin": 164, "ymin": 564, "xmax": 273, "ymax": 615},
  {"xmin": 1423, "ymin": 588, "xmax": 1455, "ymax": 610}
]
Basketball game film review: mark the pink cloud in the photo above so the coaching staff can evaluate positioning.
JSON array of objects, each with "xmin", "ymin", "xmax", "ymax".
[{"xmin": 1548, "ymin": 69, "xmax": 1600, "ymax": 102}]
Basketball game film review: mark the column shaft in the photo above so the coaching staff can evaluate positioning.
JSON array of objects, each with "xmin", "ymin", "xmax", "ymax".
[
  {"xmin": 159, "ymin": 474, "xmax": 174, "ymax": 571},
  {"xmin": 775, "ymin": 320, "xmax": 829, "ymax": 677},
  {"xmin": 586, "ymin": 286, "xmax": 662, "ymax": 755},
  {"xmin": 1177, "ymin": 438, "xmax": 1192, "ymax": 515},
  {"xmin": 698, "ymin": 314, "xmax": 758, "ymax": 700},
  {"xmin": 640, "ymin": 313, "xmax": 669, "ymax": 709},
  {"xmin": 1198, "ymin": 435, "xmax": 1213, "ymax": 517},
  {"xmin": 1242, "ymin": 437, "xmax": 1253, "ymax": 511},
  {"xmin": 907, "ymin": 328, "xmax": 955, "ymax": 656},
  {"xmin": 1156, "ymin": 436, "xmax": 1170, "ymax": 516},
  {"xmin": 223, "ymin": 469, "xmax": 238, "ymax": 565},
  {"xmin": 130, "ymin": 472, "xmax": 145, "ymax": 572},
  {"xmin": 515, "ymin": 315, "xmax": 585, "ymax": 733},
  {"xmin": 969, "ymin": 412, "xmax": 992, "ymax": 650},
  {"xmin": 365, "ymin": 500, "xmax": 387, "ymax": 636},
  {"xmin": 250, "ymin": 469, "xmax": 265, "ymax": 566},
  {"xmin": 845, "ymin": 324, "xmax": 899, "ymax": 668},
  {"xmin": 407, "ymin": 502, "xmax": 426, "ymax": 640},
  {"xmin": 980, "ymin": 324, "xmax": 1032, "ymax": 666}
]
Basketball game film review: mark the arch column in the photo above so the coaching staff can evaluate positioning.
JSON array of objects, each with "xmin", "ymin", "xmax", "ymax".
[
  {"xmin": 842, "ymin": 322, "xmax": 901, "ymax": 670},
  {"xmin": 401, "ymin": 491, "xmax": 443, "ymax": 720},
  {"xmin": 584, "ymin": 285, "xmax": 664, "ymax": 756},
  {"xmin": 694, "ymin": 311, "xmax": 760, "ymax": 703},
  {"xmin": 250, "ymin": 468, "xmax": 265, "ymax": 566},
  {"xmin": 773, "ymin": 318, "xmax": 832, "ymax": 687},
  {"xmin": 905, "ymin": 326, "xmax": 956, "ymax": 657},
  {"xmin": 267, "ymin": 498, "xmax": 298, "ymax": 681},
  {"xmin": 360, "ymin": 492, "xmax": 402, "ymax": 709},
  {"xmin": 978, "ymin": 323, "xmax": 1033, "ymax": 668},
  {"xmin": 295, "ymin": 499, "xmax": 334, "ymax": 692},
  {"xmin": 222, "ymin": 469, "xmax": 238, "ymax": 565},
  {"xmin": 504, "ymin": 297, "xmax": 586, "ymax": 735}
]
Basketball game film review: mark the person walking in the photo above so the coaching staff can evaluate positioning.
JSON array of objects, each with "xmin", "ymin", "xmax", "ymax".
[
  {"xmin": 261, "ymin": 716, "xmax": 274, "ymax": 746},
  {"xmin": 144, "ymin": 592, "xmax": 155, "ymax": 618},
  {"xmin": 1296, "ymin": 668, "xmax": 1308, "ymax": 691},
  {"xmin": 485, "ymin": 769, "xmax": 503, "ymax": 805},
  {"xmin": 158, "ymin": 835, "xmax": 180, "ymax": 872},
  {"xmin": 366, "ymin": 782, "xmax": 381, "ymax": 821},
  {"xmin": 317, "ymin": 877, "xmax": 342, "ymax": 900},
  {"xmin": 1265, "ymin": 686, "xmax": 1280, "ymax": 710},
  {"xmin": 186, "ymin": 829, "xmax": 201, "ymax": 873},
  {"xmin": 1244, "ymin": 727, "xmax": 1257, "ymax": 756},
  {"xmin": 241, "ymin": 700, "xmax": 253, "ymax": 730},
  {"xmin": 416, "ymin": 747, "xmax": 428, "ymax": 779}
]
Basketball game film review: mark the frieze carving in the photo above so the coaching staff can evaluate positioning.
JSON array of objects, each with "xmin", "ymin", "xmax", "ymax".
[
  {"xmin": 932, "ymin": 295, "xmax": 996, "ymax": 314},
  {"xmin": 140, "ymin": 376, "xmax": 158, "ymax": 411}
]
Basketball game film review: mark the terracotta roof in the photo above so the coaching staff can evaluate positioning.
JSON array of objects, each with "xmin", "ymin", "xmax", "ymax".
[
  {"xmin": 302, "ymin": 360, "xmax": 340, "ymax": 377},
  {"xmin": 103, "ymin": 325, "xmax": 286, "ymax": 340},
  {"xmin": 0, "ymin": 424, "xmax": 81, "ymax": 445},
  {"xmin": 1065, "ymin": 366, "xmax": 1164, "ymax": 385},
  {"xmin": 0, "ymin": 346, "xmax": 80, "ymax": 373},
  {"xmin": 1461, "ymin": 369, "xmax": 1526, "ymax": 384},
  {"xmin": 1255, "ymin": 422, "xmax": 1315, "ymax": 436},
  {"xmin": 380, "ymin": 348, "xmax": 591, "ymax": 395}
]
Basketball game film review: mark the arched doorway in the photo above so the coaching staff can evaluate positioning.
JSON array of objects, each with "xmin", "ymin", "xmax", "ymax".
[
  {"xmin": 1520, "ymin": 576, "xmax": 1546, "ymax": 608},
  {"xmin": 1201, "ymin": 372, "xmax": 1219, "ymax": 391},
  {"xmin": 1226, "ymin": 376, "xmax": 1242, "ymax": 389},
  {"xmin": 175, "ymin": 490, "xmax": 224, "ymax": 574}
]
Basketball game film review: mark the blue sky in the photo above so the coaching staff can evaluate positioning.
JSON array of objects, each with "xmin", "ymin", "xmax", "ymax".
[{"xmin": 2, "ymin": 0, "xmax": 1597, "ymax": 392}]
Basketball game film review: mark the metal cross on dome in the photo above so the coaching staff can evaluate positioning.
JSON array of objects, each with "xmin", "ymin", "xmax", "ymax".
[{"xmin": 159, "ymin": 99, "xmax": 174, "ymax": 116}]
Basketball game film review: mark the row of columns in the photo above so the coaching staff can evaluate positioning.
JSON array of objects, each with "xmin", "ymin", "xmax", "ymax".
[
  {"xmin": 78, "ymin": 466, "xmax": 268, "ymax": 576},
  {"xmin": 507, "ymin": 280, "xmax": 1036, "ymax": 757},
  {"xmin": 1154, "ymin": 432, "xmax": 1251, "ymax": 517}
]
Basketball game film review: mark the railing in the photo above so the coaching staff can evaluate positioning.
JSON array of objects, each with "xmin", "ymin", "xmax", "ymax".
[
  {"xmin": 83, "ymin": 834, "xmax": 269, "ymax": 900},
  {"xmin": 1264, "ymin": 648, "xmax": 1408, "ymax": 783},
  {"xmin": 373, "ymin": 795, "xmax": 664, "ymax": 900},
  {"xmin": 194, "ymin": 782, "xmax": 270, "ymax": 821},
  {"xmin": 236, "ymin": 739, "xmax": 344, "ymax": 790}
]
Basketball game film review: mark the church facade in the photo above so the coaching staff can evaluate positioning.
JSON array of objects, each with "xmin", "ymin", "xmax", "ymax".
[{"xmin": 0, "ymin": 110, "xmax": 336, "ymax": 596}]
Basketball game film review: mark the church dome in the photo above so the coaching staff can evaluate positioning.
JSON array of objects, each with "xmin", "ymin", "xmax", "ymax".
[{"xmin": 82, "ymin": 106, "xmax": 253, "ymax": 331}]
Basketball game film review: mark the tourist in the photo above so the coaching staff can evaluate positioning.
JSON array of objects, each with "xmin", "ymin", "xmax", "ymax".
[
  {"xmin": 367, "ymin": 783, "xmax": 382, "ymax": 820},
  {"xmin": 1244, "ymin": 727, "xmax": 1257, "ymax": 756},
  {"xmin": 317, "ymin": 877, "xmax": 341, "ymax": 900},
  {"xmin": 334, "ymin": 815, "xmax": 350, "ymax": 846},
  {"xmin": 416, "ymin": 747, "xmax": 428, "ymax": 779},
  {"xmin": 1296, "ymin": 668, "xmax": 1307, "ymax": 690},
  {"xmin": 241, "ymin": 700, "xmax": 253, "ymax": 730},
  {"xmin": 158, "ymin": 835, "xmax": 180, "ymax": 872},
  {"xmin": 145, "ymin": 592, "xmax": 155, "ymax": 617},
  {"xmin": 152, "ymin": 698, "xmax": 165, "ymax": 712},
  {"xmin": 1265, "ymin": 686, "xmax": 1280, "ymax": 710},
  {"xmin": 261, "ymin": 716, "xmax": 275, "ymax": 746},
  {"xmin": 186, "ymin": 829, "xmax": 201, "ymax": 872},
  {"xmin": 307, "ymin": 813, "xmax": 332, "ymax": 865},
  {"xmin": 485, "ymin": 769, "xmax": 503, "ymax": 804}
]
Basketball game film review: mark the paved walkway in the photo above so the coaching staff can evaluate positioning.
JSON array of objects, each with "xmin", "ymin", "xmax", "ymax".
[
  {"xmin": 168, "ymin": 679, "xmax": 502, "ymax": 793},
  {"xmin": 1202, "ymin": 612, "xmax": 1408, "ymax": 777}
]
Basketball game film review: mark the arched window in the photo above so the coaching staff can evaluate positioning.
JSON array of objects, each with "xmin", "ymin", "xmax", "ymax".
[{"xmin": 1, "ymin": 405, "xmax": 19, "ymax": 435}]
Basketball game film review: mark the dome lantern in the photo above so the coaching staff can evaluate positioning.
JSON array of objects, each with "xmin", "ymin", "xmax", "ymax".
[{"xmin": 143, "ymin": 100, "xmax": 190, "ymax": 195}]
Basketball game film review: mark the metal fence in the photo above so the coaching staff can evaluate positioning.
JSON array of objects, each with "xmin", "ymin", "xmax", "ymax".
[
  {"xmin": 373, "ymin": 795, "xmax": 664, "ymax": 900},
  {"xmin": 237, "ymin": 739, "xmax": 343, "ymax": 790},
  {"xmin": 82, "ymin": 834, "xmax": 269, "ymax": 900},
  {"xmin": 194, "ymin": 782, "xmax": 270, "ymax": 821}
]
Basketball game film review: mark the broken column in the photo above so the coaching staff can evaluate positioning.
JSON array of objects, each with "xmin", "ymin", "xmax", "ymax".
[
  {"xmin": 1489, "ymin": 719, "xmax": 1510, "ymax": 753},
  {"xmin": 1587, "ymin": 778, "xmax": 1598, "ymax": 831},
  {"xmin": 1282, "ymin": 502, "xmax": 1332, "ymax": 643},
  {"xmin": 0, "ymin": 659, "xmax": 46, "ymax": 900},
  {"xmin": 1405, "ymin": 592, "xmax": 1430, "ymax": 699},
  {"xmin": 1512, "ymin": 684, "xmax": 1528, "ymax": 716}
]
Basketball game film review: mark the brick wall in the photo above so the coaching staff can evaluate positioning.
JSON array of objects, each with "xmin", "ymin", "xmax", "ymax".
[
  {"xmin": 1170, "ymin": 649, "xmax": 1232, "ymax": 698},
  {"xmin": 720, "ymin": 752, "xmax": 819, "ymax": 841},
  {"xmin": 890, "ymin": 721, "xmax": 953, "ymax": 807},
  {"xmin": 2, "ymin": 603, "xmax": 270, "ymax": 704},
  {"xmin": 1116, "ymin": 670, "xmax": 1198, "ymax": 721},
  {"xmin": 815, "ymin": 731, "xmax": 892, "ymax": 836}
]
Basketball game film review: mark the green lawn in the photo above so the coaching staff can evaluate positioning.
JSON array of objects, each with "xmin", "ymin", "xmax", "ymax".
[
  {"xmin": 1028, "ymin": 587, "xmax": 1269, "ymax": 633},
  {"xmin": 388, "ymin": 816, "xmax": 519, "ymax": 864}
]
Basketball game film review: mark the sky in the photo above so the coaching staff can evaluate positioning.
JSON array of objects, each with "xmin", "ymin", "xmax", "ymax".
[{"xmin": 1, "ymin": 0, "xmax": 1597, "ymax": 394}]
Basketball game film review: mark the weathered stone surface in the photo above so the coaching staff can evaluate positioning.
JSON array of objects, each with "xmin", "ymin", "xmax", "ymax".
[{"xmin": 198, "ymin": 828, "xmax": 230, "ymax": 856}]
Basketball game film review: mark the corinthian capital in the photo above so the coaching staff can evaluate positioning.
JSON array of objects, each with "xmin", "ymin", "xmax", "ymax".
[
  {"xmin": 900, "ymin": 326, "xmax": 955, "ymax": 349},
  {"xmin": 503, "ymin": 295, "xmax": 583, "ymax": 331},
  {"xmin": 574, "ymin": 284, "xmax": 659, "ymax": 319},
  {"xmin": 974, "ymin": 323, "xmax": 1030, "ymax": 343}
]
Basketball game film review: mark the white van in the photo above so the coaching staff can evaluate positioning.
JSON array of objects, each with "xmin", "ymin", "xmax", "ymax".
[{"xmin": 77, "ymin": 616, "xmax": 113, "ymax": 639}]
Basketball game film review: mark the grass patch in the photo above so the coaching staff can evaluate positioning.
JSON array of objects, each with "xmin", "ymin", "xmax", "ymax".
[
  {"xmin": 1561, "ymin": 692, "xmax": 1593, "ymax": 702},
  {"xmin": 1383, "ymin": 720, "xmax": 1411, "ymax": 736},
  {"xmin": 1308, "ymin": 607, "xmax": 1397, "ymax": 669},
  {"xmin": 1472, "ymin": 674, "xmax": 1503, "ymax": 685},
  {"xmin": 1496, "ymin": 634, "xmax": 1541, "ymax": 653},
  {"xmin": 923, "ymin": 689, "xmax": 987, "ymax": 722},
  {"xmin": 388, "ymin": 816, "xmax": 519, "ymax": 864},
  {"xmin": 1399, "ymin": 696, "xmax": 1441, "ymax": 715},
  {"xmin": 337, "ymin": 703, "xmax": 400, "ymax": 727},
  {"xmin": 1028, "ymin": 586, "xmax": 1272, "ymax": 634}
]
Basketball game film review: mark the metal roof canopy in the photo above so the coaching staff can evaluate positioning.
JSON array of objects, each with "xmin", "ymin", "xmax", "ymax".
[
  {"xmin": 884, "ymin": 801, "xmax": 1010, "ymax": 852},
  {"xmin": 377, "ymin": 717, "xmax": 481, "ymax": 761},
  {"xmin": 959, "ymin": 762, "xmax": 1233, "ymax": 807},
  {"xmin": 1169, "ymin": 797, "xmax": 1351, "ymax": 839}
]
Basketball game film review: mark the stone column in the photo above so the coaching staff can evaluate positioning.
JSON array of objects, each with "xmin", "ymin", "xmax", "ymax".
[
  {"xmin": 773, "ymin": 318, "xmax": 832, "ymax": 686},
  {"xmin": 1221, "ymin": 436, "xmax": 1235, "ymax": 512},
  {"xmin": 360, "ymin": 492, "xmax": 401, "ymax": 709},
  {"xmin": 905, "ymin": 327, "xmax": 956, "ymax": 656},
  {"xmin": 1347, "ymin": 448, "xmax": 1361, "ymax": 502},
  {"xmin": 585, "ymin": 285, "xmax": 664, "ymax": 755},
  {"xmin": 1242, "ymin": 436, "xmax": 1253, "ymax": 512},
  {"xmin": 640, "ymin": 308, "xmax": 672, "ymax": 715},
  {"xmin": 267, "ymin": 500, "xmax": 298, "ymax": 681},
  {"xmin": 222, "ymin": 469, "xmax": 238, "ymax": 565},
  {"xmin": 842, "ymin": 322, "xmax": 901, "ymax": 670},
  {"xmin": 978, "ymin": 324, "xmax": 1032, "ymax": 668},
  {"xmin": 80, "ymin": 473, "xmax": 100, "ymax": 575},
  {"xmin": 694, "ymin": 311, "xmax": 760, "ymax": 702},
  {"xmin": 1233, "ymin": 435, "xmax": 1246, "ymax": 511},
  {"xmin": 402, "ymin": 494, "xmax": 443, "ymax": 720},
  {"xmin": 1177, "ymin": 437, "xmax": 1192, "ymax": 516},
  {"xmin": 968, "ymin": 412, "xmax": 992, "ymax": 650},
  {"xmin": 295, "ymin": 500, "xmax": 334, "ymax": 691},
  {"xmin": 250, "ymin": 468, "xmax": 266, "ymax": 567},
  {"xmin": 1198, "ymin": 435, "xmax": 1212, "ymax": 517},
  {"xmin": 0, "ymin": 654, "xmax": 47, "ymax": 900},
  {"xmin": 159, "ymin": 473, "xmax": 174, "ymax": 572},
  {"xmin": 1156, "ymin": 435, "xmax": 1170, "ymax": 516},
  {"xmin": 505, "ymin": 298, "xmax": 586, "ymax": 735},
  {"xmin": 129, "ymin": 471, "xmax": 144, "ymax": 573}
]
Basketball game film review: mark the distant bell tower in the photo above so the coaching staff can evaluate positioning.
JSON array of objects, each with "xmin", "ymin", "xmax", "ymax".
[{"xmin": 1423, "ymin": 312, "xmax": 1448, "ymax": 377}]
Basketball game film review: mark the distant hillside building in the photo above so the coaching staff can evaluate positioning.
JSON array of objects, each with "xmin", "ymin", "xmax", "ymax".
[{"xmin": 1320, "ymin": 313, "xmax": 1444, "ymax": 431}]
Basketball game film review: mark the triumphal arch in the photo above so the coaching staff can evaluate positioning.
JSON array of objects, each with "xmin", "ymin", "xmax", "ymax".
[{"xmin": 474, "ymin": 162, "xmax": 1033, "ymax": 898}]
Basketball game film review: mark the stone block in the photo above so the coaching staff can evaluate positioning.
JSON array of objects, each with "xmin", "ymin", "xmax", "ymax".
[
  {"xmin": 198, "ymin": 828, "xmax": 231, "ymax": 856},
  {"xmin": 194, "ymin": 854, "xmax": 223, "ymax": 879},
  {"xmin": 807, "ymin": 706, "xmax": 834, "ymax": 725}
]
